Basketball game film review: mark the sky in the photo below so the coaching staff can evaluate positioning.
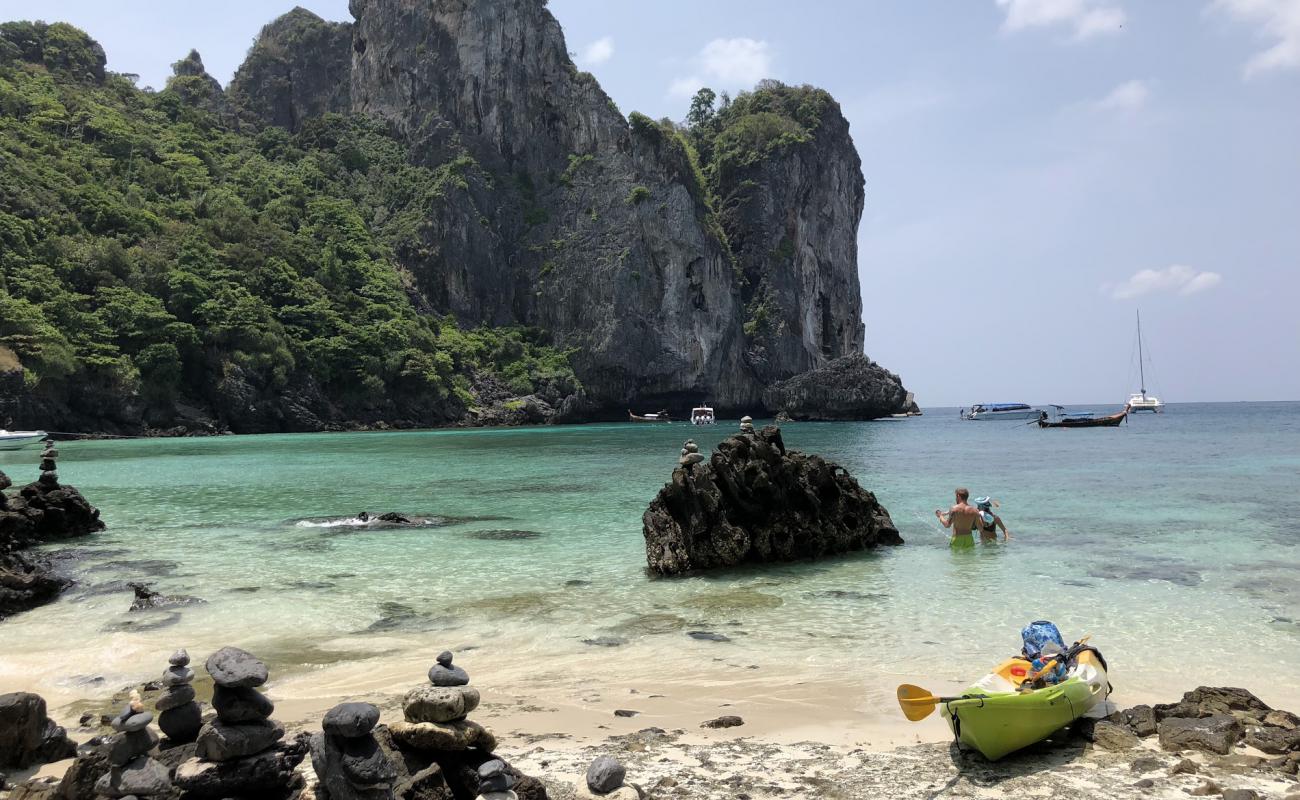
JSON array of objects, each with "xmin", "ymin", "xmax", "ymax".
[{"xmin": 5, "ymin": 0, "xmax": 1299, "ymax": 405}]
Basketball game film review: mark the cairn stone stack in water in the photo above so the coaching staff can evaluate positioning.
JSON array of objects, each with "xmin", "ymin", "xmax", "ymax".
[
  {"xmin": 643, "ymin": 425, "xmax": 903, "ymax": 574},
  {"xmin": 95, "ymin": 690, "xmax": 173, "ymax": 799},
  {"xmin": 155, "ymin": 648, "xmax": 202, "ymax": 744},
  {"xmin": 173, "ymin": 646, "xmax": 306, "ymax": 799},
  {"xmin": 310, "ymin": 701, "xmax": 397, "ymax": 800}
]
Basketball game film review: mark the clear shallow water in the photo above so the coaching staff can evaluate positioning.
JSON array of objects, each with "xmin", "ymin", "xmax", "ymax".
[{"xmin": 2, "ymin": 402, "xmax": 1298, "ymax": 713}]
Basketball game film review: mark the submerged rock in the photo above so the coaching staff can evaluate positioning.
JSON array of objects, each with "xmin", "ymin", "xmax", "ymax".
[{"xmin": 642, "ymin": 426, "xmax": 902, "ymax": 574}]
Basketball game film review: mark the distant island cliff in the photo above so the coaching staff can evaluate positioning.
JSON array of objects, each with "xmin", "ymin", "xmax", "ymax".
[{"xmin": 0, "ymin": 1, "xmax": 912, "ymax": 435}]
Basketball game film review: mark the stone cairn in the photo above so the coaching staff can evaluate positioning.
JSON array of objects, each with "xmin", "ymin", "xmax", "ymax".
[
  {"xmin": 310, "ymin": 701, "xmax": 395, "ymax": 800},
  {"xmin": 173, "ymin": 646, "xmax": 304, "ymax": 799},
  {"xmin": 390, "ymin": 650, "xmax": 492, "ymax": 753},
  {"xmin": 155, "ymin": 648, "xmax": 202, "ymax": 744},
  {"xmin": 575, "ymin": 755, "xmax": 635, "ymax": 800},
  {"xmin": 95, "ymin": 689, "xmax": 173, "ymax": 799},
  {"xmin": 678, "ymin": 439, "xmax": 704, "ymax": 468},
  {"xmin": 475, "ymin": 758, "xmax": 515, "ymax": 800},
  {"xmin": 739, "ymin": 415, "xmax": 756, "ymax": 434},
  {"xmin": 37, "ymin": 440, "xmax": 58, "ymax": 488}
]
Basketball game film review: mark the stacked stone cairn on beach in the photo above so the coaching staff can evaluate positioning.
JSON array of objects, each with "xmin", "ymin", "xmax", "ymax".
[
  {"xmin": 38, "ymin": 440, "xmax": 58, "ymax": 488},
  {"xmin": 173, "ymin": 646, "xmax": 305, "ymax": 799},
  {"xmin": 574, "ymin": 756, "xmax": 636, "ymax": 800},
  {"xmin": 678, "ymin": 439, "xmax": 704, "ymax": 468},
  {"xmin": 311, "ymin": 701, "xmax": 396, "ymax": 800},
  {"xmin": 739, "ymin": 416, "xmax": 756, "ymax": 434},
  {"xmin": 95, "ymin": 690, "xmax": 173, "ymax": 799},
  {"xmin": 377, "ymin": 651, "xmax": 547, "ymax": 800},
  {"xmin": 155, "ymin": 648, "xmax": 202, "ymax": 744}
]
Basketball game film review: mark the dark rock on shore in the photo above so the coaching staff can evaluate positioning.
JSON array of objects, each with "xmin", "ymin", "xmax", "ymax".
[
  {"xmin": 0, "ymin": 692, "xmax": 76, "ymax": 769},
  {"xmin": 642, "ymin": 426, "xmax": 902, "ymax": 574},
  {"xmin": 762, "ymin": 354, "xmax": 913, "ymax": 420}
]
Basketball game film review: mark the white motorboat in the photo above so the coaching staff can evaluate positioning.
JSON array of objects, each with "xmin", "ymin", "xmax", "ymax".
[
  {"xmin": 690, "ymin": 406, "xmax": 716, "ymax": 425},
  {"xmin": 961, "ymin": 403, "xmax": 1039, "ymax": 421},
  {"xmin": 1127, "ymin": 311, "xmax": 1164, "ymax": 413},
  {"xmin": 0, "ymin": 429, "xmax": 48, "ymax": 451}
]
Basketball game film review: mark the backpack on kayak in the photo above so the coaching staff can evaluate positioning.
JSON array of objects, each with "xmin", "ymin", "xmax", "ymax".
[{"xmin": 1020, "ymin": 620, "xmax": 1066, "ymax": 660}]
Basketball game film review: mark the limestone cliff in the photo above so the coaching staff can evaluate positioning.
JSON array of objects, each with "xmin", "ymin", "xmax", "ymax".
[{"xmin": 228, "ymin": 7, "xmax": 352, "ymax": 132}]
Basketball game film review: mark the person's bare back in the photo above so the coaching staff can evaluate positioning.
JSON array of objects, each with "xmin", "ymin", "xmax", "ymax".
[{"xmin": 936, "ymin": 488, "xmax": 981, "ymax": 543}]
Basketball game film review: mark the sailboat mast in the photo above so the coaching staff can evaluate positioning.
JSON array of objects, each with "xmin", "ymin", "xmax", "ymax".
[{"xmin": 1137, "ymin": 310, "xmax": 1146, "ymax": 395}]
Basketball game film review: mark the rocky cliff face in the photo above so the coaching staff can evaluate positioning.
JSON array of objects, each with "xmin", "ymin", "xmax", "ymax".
[
  {"xmin": 228, "ymin": 7, "xmax": 352, "ymax": 132},
  {"xmin": 347, "ymin": 0, "xmax": 756, "ymax": 412}
]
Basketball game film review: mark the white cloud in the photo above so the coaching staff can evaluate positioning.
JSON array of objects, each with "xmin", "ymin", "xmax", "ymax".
[
  {"xmin": 667, "ymin": 37, "xmax": 773, "ymax": 98},
  {"xmin": 579, "ymin": 36, "xmax": 614, "ymax": 66},
  {"xmin": 995, "ymin": 0, "xmax": 1127, "ymax": 39},
  {"xmin": 1093, "ymin": 79, "xmax": 1150, "ymax": 112},
  {"xmin": 1212, "ymin": 0, "xmax": 1300, "ymax": 78},
  {"xmin": 668, "ymin": 76, "xmax": 705, "ymax": 100},
  {"xmin": 1108, "ymin": 265, "xmax": 1223, "ymax": 299}
]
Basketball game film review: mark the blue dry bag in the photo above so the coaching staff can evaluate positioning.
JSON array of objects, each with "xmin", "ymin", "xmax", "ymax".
[{"xmin": 1020, "ymin": 620, "xmax": 1066, "ymax": 660}]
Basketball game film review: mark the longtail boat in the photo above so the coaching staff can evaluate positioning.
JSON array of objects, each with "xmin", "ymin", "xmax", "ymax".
[
  {"xmin": 1037, "ymin": 406, "xmax": 1128, "ymax": 429},
  {"xmin": 628, "ymin": 410, "xmax": 672, "ymax": 423}
]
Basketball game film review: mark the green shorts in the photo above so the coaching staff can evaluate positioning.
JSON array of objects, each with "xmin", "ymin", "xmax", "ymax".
[{"xmin": 950, "ymin": 533, "xmax": 976, "ymax": 549}]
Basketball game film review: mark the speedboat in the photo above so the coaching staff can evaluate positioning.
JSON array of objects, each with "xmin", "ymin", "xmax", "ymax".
[
  {"xmin": 961, "ymin": 403, "xmax": 1039, "ymax": 421},
  {"xmin": 689, "ymin": 406, "xmax": 716, "ymax": 425},
  {"xmin": 0, "ymin": 429, "xmax": 48, "ymax": 451}
]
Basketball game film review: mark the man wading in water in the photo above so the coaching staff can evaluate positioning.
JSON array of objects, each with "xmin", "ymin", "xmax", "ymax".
[{"xmin": 936, "ymin": 487, "xmax": 981, "ymax": 548}]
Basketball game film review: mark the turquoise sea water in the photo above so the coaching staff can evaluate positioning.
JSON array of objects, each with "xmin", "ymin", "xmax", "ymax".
[{"xmin": 2, "ymin": 402, "xmax": 1298, "ymax": 715}]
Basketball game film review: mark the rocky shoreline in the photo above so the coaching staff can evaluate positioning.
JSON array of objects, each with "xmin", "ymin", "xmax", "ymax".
[{"xmin": 3, "ymin": 676, "xmax": 1298, "ymax": 800}]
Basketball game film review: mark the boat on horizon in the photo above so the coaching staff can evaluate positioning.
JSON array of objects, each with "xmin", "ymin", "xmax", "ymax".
[
  {"xmin": 0, "ymin": 429, "xmax": 48, "ymax": 451},
  {"xmin": 1128, "ymin": 311, "xmax": 1164, "ymax": 413},
  {"xmin": 961, "ymin": 403, "xmax": 1039, "ymax": 421},
  {"xmin": 689, "ymin": 406, "xmax": 716, "ymax": 425},
  {"xmin": 1037, "ymin": 406, "xmax": 1128, "ymax": 428},
  {"xmin": 628, "ymin": 410, "xmax": 671, "ymax": 423}
]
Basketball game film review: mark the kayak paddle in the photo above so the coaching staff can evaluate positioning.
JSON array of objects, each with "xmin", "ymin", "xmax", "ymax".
[{"xmin": 896, "ymin": 684, "xmax": 985, "ymax": 721}]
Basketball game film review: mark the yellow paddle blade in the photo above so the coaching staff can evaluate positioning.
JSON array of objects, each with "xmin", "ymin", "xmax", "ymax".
[{"xmin": 897, "ymin": 684, "xmax": 939, "ymax": 721}]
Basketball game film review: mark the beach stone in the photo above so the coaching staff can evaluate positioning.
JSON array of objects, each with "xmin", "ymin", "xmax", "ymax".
[
  {"xmin": 194, "ymin": 718, "xmax": 284, "ymax": 762},
  {"xmin": 1189, "ymin": 781, "xmax": 1222, "ymax": 796},
  {"xmin": 107, "ymin": 729, "xmax": 158, "ymax": 766},
  {"xmin": 161, "ymin": 665, "xmax": 194, "ymax": 686},
  {"xmin": 155, "ymin": 684, "xmax": 196, "ymax": 711},
  {"xmin": 613, "ymin": 709, "xmax": 639, "ymax": 718},
  {"xmin": 478, "ymin": 759, "xmax": 515, "ymax": 794},
  {"xmin": 701, "ymin": 715, "xmax": 745, "ymax": 729},
  {"xmin": 575, "ymin": 787, "xmax": 637, "ymax": 800},
  {"xmin": 55, "ymin": 744, "xmax": 113, "ymax": 800},
  {"xmin": 1246, "ymin": 725, "xmax": 1300, "ymax": 753},
  {"xmin": 323, "ymin": 702, "xmax": 381, "ymax": 738},
  {"xmin": 309, "ymin": 731, "xmax": 397, "ymax": 800},
  {"xmin": 1120, "ymin": 704, "xmax": 1159, "ymax": 737},
  {"xmin": 586, "ymin": 755, "xmax": 625, "ymax": 793},
  {"xmin": 120, "ymin": 711, "xmax": 152, "ymax": 733},
  {"xmin": 158, "ymin": 703, "xmax": 202, "ymax": 744},
  {"xmin": 1171, "ymin": 758, "xmax": 1199, "ymax": 774},
  {"xmin": 404, "ymin": 684, "xmax": 479, "ymax": 724},
  {"xmin": 1159, "ymin": 715, "xmax": 1241, "ymax": 755},
  {"xmin": 1093, "ymin": 720, "xmax": 1141, "ymax": 751},
  {"xmin": 169, "ymin": 649, "xmax": 190, "ymax": 667},
  {"xmin": 428, "ymin": 651, "xmax": 470, "ymax": 686},
  {"xmin": 1129, "ymin": 756, "xmax": 1163, "ymax": 773},
  {"xmin": 1264, "ymin": 710, "xmax": 1300, "ymax": 730},
  {"xmin": 389, "ymin": 719, "xmax": 495, "ymax": 753},
  {"xmin": 0, "ymin": 693, "xmax": 49, "ymax": 769},
  {"xmin": 1222, "ymin": 791, "xmax": 1259, "ymax": 800},
  {"xmin": 211, "ymin": 684, "xmax": 274, "ymax": 723},
  {"xmin": 173, "ymin": 742, "xmax": 308, "ymax": 798},
  {"xmin": 204, "ymin": 646, "xmax": 268, "ymax": 688},
  {"xmin": 93, "ymin": 755, "xmax": 171, "ymax": 797},
  {"xmin": 1183, "ymin": 687, "xmax": 1271, "ymax": 720},
  {"xmin": 1133, "ymin": 778, "xmax": 1155, "ymax": 789}
]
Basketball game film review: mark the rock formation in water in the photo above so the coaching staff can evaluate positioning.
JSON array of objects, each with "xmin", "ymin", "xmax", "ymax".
[
  {"xmin": 762, "ymin": 354, "xmax": 912, "ymax": 420},
  {"xmin": 0, "ymin": 445, "xmax": 104, "ymax": 619},
  {"xmin": 642, "ymin": 425, "xmax": 903, "ymax": 575}
]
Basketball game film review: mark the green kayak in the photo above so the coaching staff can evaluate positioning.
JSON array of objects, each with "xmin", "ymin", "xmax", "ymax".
[{"xmin": 939, "ymin": 648, "xmax": 1110, "ymax": 760}]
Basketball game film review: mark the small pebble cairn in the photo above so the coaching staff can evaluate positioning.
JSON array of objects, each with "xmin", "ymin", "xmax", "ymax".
[
  {"xmin": 95, "ymin": 690, "xmax": 173, "ymax": 799},
  {"xmin": 37, "ymin": 440, "xmax": 58, "ymax": 488},
  {"xmin": 678, "ymin": 439, "xmax": 704, "ymax": 468},
  {"xmin": 155, "ymin": 648, "xmax": 202, "ymax": 744},
  {"xmin": 389, "ymin": 650, "xmax": 494, "ymax": 753},
  {"xmin": 575, "ymin": 755, "xmax": 636, "ymax": 799},
  {"xmin": 174, "ymin": 646, "xmax": 301, "ymax": 799},
  {"xmin": 310, "ymin": 701, "xmax": 395, "ymax": 800},
  {"xmin": 739, "ymin": 416, "xmax": 756, "ymax": 435},
  {"xmin": 475, "ymin": 759, "xmax": 515, "ymax": 800}
]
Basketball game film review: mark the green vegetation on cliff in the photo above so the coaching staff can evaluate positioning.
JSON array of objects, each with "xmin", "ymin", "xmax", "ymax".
[{"xmin": 0, "ymin": 22, "xmax": 577, "ymax": 430}]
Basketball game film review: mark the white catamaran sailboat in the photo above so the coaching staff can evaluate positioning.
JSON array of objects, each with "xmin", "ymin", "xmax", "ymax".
[{"xmin": 1127, "ymin": 311, "xmax": 1164, "ymax": 413}]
